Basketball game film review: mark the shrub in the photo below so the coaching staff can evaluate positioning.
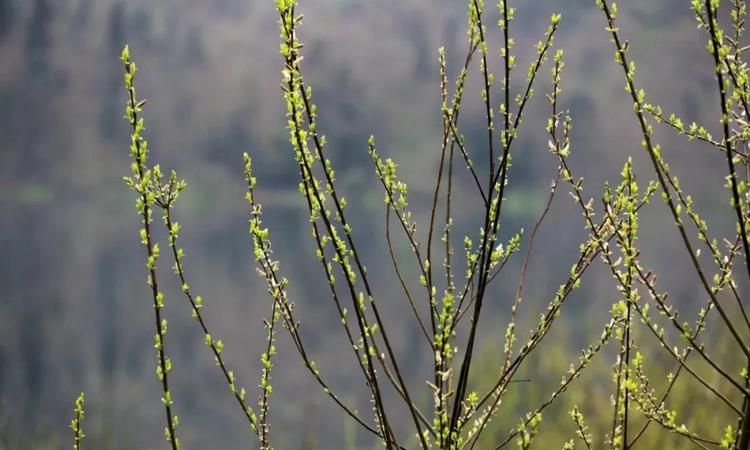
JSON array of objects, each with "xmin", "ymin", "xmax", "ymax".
[{"xmin": 67, "ymin": 0, "xmax": 750, "ymax": 448}]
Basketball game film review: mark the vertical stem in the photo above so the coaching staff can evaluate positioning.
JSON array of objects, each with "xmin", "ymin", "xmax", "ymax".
[
  {"xmin": 704, "ymin": 2, "xmax": 750, "ymax": 448},
  {"xmin": 121, "ymin": 50, "xmax": 179, "ymax": 450}
]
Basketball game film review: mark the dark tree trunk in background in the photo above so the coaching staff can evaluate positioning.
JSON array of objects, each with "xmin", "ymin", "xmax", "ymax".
[{"xmin": 0, "ymin": 0, "xmax": 14, "ymax": 41}]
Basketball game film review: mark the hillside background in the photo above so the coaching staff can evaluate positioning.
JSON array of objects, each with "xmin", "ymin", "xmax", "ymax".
[{"xmin": 0, "ymin": 0, "xmax": 734, "ymax": 448}]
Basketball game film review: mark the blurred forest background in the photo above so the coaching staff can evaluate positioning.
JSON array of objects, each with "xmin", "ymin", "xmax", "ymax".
[{"xmin": 0, "ymin": 0, "xmax": 740, "ymax": 448}]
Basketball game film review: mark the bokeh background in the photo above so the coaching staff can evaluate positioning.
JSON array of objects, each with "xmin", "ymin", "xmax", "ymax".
[{"xmin": 0, "ymin": 0, "xmax": 741, "ymax": 448}]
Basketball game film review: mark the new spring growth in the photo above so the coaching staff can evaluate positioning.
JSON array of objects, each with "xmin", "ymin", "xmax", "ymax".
[
  {"xmin": 70, "ymin": 392, "xmax": 85, "ymax": 450},
  {"xmin": 121, "ymin": 44, "xmax": 180, "ymax": 450}
]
